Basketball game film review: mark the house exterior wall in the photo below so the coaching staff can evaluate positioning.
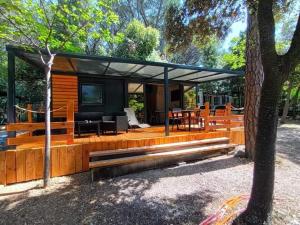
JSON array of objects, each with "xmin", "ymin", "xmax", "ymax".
[{"xmin": 52, "ymin": 74, "xmax": 78, "ymax": 117}]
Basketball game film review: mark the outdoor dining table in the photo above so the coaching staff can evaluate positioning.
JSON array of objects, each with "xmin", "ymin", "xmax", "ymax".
[{"xmin": 172, "ymin": 109, "xmax": 194, "ymax": 131}]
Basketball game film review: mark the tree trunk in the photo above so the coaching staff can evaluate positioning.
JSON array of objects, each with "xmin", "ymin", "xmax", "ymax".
[
  {"xmin": 292, "ymin": 86, "xmax": 300, "ymax": 119},
  {"xmin": 244, "ymin": 5, "xmax": 264, "ymax": 160},
  {"xmin": 233, "ymin": 73, "xmax": 283, "ymax": 225},
  {"xmin": 43, "ymin": 64, "xmax": 52, "ymax": 188},
  {"xmin": 43, "ymin": 51, "xmax": 55, "ymax": 188},
  {"xmin": 280, "ymin": 81, "xmax": 293, "ymax": 124}
]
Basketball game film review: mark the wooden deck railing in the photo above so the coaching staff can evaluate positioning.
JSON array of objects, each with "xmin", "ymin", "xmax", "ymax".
[
  {"xmin": 203, "ymin": 102, "xmax": 244, "ymax": 132},
  {"xmin": 6, "ymin": 100, "xmax": 74, "ymax": 146}
]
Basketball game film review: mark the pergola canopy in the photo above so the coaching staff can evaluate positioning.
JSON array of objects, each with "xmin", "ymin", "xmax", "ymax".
[{"xmin": 7, "ymin": 45, "xmax": 244, "ymax": 84}]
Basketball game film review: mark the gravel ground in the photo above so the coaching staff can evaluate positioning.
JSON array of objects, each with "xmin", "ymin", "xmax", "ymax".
[{"xmin": 0, "ymin": 123, "xmax": 299, "ymax": 225}]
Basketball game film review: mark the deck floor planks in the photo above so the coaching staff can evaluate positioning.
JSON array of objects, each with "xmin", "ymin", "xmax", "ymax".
[{"xmin": 0, "ymin": 127, "xmax": 244, "ymax": 185}]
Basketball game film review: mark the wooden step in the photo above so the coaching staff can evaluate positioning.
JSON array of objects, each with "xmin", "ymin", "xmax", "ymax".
[
  {"xmin": 89, "ymin": 143, "xmax": 236, "ymax": 169},
  {"xmin": 89, "ymin": 137, "xmax": 230, "ymax": 158}
]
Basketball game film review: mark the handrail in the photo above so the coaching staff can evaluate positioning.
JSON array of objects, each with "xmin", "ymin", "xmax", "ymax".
[{"xmin": 6, "ymin": 100, "xmax": 74, "ymax": 146}]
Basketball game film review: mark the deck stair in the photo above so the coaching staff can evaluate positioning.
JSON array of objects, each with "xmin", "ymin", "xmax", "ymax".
[{"xmin": 89, "ymin": 137, "xmax": 236, "ymax": 180}]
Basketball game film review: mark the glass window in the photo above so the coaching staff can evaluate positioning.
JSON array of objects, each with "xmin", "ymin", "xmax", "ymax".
[{"xmin": 81, "ymin": 84, "xmax": 104, "ymax": 105}]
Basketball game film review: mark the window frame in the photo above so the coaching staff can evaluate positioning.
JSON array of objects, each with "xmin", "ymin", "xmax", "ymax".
[{"xmin": 79, "ymin": 83, "xmax": 104, "ymax": 106}]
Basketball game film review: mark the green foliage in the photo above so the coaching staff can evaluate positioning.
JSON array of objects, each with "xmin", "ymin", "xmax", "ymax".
[
  {"xmin": 184, "ymin": 89, "xmax": 196, "ymax": 109},
  {"xmin": 195, "ymin": 37, "xmax": 221, "ymax": 68},
  {"xmin": 128, "ymin": 93, "xmax": 144, "ymax": 119},
  {"xmin": 0, "ymin": 45, "xmax": 7, "ymax": 112},
  {"xmin": 0, "ymin": 0, "xmax": 120, "ymax": 53},
  {"xmin": 129, "ymin": 99, "xmax": 144, "ymax": 112},
  {"xmin": 222, "ymin": 33, "xmax": 246, "ymax": 70},
  {"xmin": 165, "ymin": 1, "xmax": 243, "ymax": 53},
  {"xmin": 113, "ymin": 19, "xmax": 159, "ymax": 60}
]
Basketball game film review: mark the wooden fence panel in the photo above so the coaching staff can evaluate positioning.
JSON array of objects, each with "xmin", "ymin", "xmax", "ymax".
[
  {"xmin": 51, "ymin": 147, "xmax": 60, "ymax": 177},
  {"xmin": 0, "ymin": 152, "xmax": 6, "ymax": 185},
  {"xmin": 16, "ymin": 150, "xmax": 26, "ymax": 182},
  {"xmin": 75, "ymin": 145, "xmax": 83, "ymax": 173},
  {"xmin": 6, "ymin": 151, "xmax": 16, "ymax": 184},
  {"xmin": 35, "ymin": 148, "xmax": 44, "ymax": 179},
  {"xmin": 25, "ymin": 149, "xmax": 36, "ymax": 181}
]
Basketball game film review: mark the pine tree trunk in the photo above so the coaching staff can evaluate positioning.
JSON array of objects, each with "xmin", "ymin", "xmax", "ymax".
[
  {"xmin": 280, "ymin": 81, "xmax": 293, "ymax": 124},
  {"xmin": 43, "ymin": 64, "xmax": 52, "ymax": 188},
  {"xmin": 233, "ymin": 70, "xmax": 283, "ymax": 225},
  {"xmin": 244, "ymin": 6, "xmax": 264, "ymax": 160}
]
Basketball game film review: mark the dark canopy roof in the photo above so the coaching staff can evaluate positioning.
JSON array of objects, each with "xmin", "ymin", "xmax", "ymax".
[{"xmin": 7, "ymin": 45, "xmax": 243, "ymax": 85}]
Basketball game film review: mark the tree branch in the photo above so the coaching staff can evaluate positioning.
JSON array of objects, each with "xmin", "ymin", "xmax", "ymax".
[
  {"xmin": 0, "ymin": 9, "xmax": 39, "ymax": 48},
  {"xmin": 44, "ymin": 4, "xmax": 60, "ymax": 46},
  {"xmin": 257, "ymin": 0, "xmax": 278, "ymax": 74},
  {"xmin": 283, "ymin": 12, "xmax": 300, "ymax": 71},
  {"xmin": 138, "ymin": 0, "xmax": 149, "ymax": 26},
  {"xmin": 39, "ymin": 0, "xmax": 51, "ymax": 27},
  {"xmin": 154, "ymin": 0, "xmax": 163, "ymax": 28},
  {"xmin": 58, "ymin": 21, "xmax": 89, "ymax": 49}
]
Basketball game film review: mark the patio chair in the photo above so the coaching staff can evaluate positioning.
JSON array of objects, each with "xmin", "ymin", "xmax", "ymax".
[
  {"xmin": 169, "ymin": 111, "xmax": 182, "ymax": 130},
  {"xmin": 124, "ymin": 108, "xmax": 150, "ymax": 129},
  {"xmin": 101, "ymin": 115, "xmax": 128, "ymax": 134}
]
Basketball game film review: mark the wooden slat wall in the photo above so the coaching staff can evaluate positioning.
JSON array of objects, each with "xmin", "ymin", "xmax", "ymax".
[
  {"xmin": 52, "ymin": 74, "xmax": 78, "ymax": 117},
  {"xmin": 0, "ymin": 130, "xmax": 245, "ymax": 185},
  {"xmin": 0, "ymin": 145, "xmax": 83, "ymax": 185}
]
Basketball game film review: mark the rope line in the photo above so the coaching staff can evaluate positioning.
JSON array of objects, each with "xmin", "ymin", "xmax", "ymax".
[{"xmin": 14, "ymin": 105, "xmax": 66, "ymax": 114}]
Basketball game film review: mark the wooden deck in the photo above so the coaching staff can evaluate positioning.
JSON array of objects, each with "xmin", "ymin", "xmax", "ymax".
[{"xmin": 0, "ymin": 126, "xmax": 245, "ymax": 185}]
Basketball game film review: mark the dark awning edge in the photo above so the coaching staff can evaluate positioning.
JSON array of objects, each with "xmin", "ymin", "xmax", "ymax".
[{"xmin": 6, "ymin": 45, "xmax": 244, "ymax": 84}]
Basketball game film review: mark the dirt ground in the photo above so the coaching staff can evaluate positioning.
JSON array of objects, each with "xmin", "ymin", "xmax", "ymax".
[{"xmin": 0, "ymin": 122, "xmax": 299, "ymax": 225}]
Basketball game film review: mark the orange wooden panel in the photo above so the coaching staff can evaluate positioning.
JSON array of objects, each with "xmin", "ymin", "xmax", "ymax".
[
  {"xmin": 7, "ymin": 134, "xmax": 73, "ymax": 146},
  {"xmin": 59, "ymin": 146, "xmax": 75, "ymax": 176},
  {"xmin": 127, "ymin": 140, "xmax": 137, "ymax": 148},
  {"xmin": 7, "ymin": 122, "xmax": 74, "ymax": 131},
  {"xmin": 102, "ymin": 142, "xmax": 109, "ymax": 150},
  {"xmin": 35, "ymin": 148, "xmax": 44, "ymax": 179},
  {"xmin": 16, "ymin": 150, "xmax": 26, "ymax": 182},
  {"xmin": 0, "ymin": 152, "xmax": 6, "ymax": 185},
  {"xmin": 52, "ymin": 74, "xmax": 78, "ymax": 117},
  {"xmin": 6, "ymin": 151, "xmax": 16, "ymax": 184},
  {"xmin": 25, "ymin": 149, "xmax": 36, "ymax": 181},
  {"xmin": 75, "ymin": 145, "xmax": 83, "ymax": 173},
  {"xmin": 51, "ymin": 147, "xmax": 60, "ymax": 177},
  {"xmin": 82, "ymin": 144, "xmax": 90, "ymax": 172},
  {"xmin": 108, "ymin": 141, "xmax": 117, "ymax": 150}
]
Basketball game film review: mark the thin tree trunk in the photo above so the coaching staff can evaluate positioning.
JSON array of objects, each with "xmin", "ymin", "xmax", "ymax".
[
  {"xmin": 43, "ymin": 50, "xmax": 55, "ymax": 188},
  {"xmin": 280, "ymin": 81, "xmax": 293, "ymax": 124},
  {"xmin": 43, "ymin": 64, "xmax": 51, "ymax": 187},
  {"xmin": 292, "ymin": 86, "xmax": 300, "ymax": 119},
  {"xmin": 244, "ymin": 5, "xmax": 264, "ymax": 160}
]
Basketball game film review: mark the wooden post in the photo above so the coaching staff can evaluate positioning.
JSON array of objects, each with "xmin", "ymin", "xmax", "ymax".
[
  {"xmin": 27, "ymin": 104, "xmax": 33, "ymax": 136},
  {"xmin": 66, "ymin": 100, "xmax": 74, "ymax": 144},
  {"xmin": 204, "ymin": 102, "xmax": 210, "ymax": 132},
  {"xmin": 164, "ymin": 67, "xmax": 169, "ymax": 136},
  {"xmin": 226, "ymin": 102, "xmax": 232, "ymax": 131},
  {"xmin": 7, "ymin": 50, "xmax": 16, "ymax": 140}
]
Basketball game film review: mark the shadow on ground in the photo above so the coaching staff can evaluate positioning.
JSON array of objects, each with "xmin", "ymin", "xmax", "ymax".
[
  {"xmin": 277, "ymin": 123, "xmax": 300, "ymax": 165},
  {"xmin": 0, "ymin": 155, "xmax": 250, "ymax": 225}
]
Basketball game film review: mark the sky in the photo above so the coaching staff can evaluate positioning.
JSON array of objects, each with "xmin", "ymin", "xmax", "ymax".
[{"xmin": 223, "ymin": 21, "xmax": 246, "ymax": 51}]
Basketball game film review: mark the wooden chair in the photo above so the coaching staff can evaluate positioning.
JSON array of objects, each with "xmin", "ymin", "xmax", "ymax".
[{"xmin": 169, "ymin": 111, "xmax": 181, "ymax": 130}]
